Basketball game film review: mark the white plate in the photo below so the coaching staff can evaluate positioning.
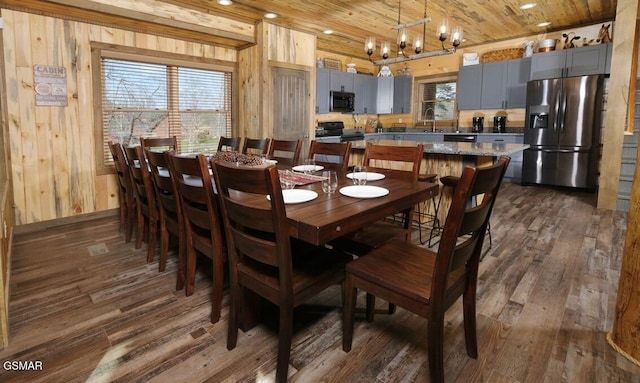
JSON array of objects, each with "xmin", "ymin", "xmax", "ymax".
[
  {"xmin": 339, "ymin": 185, "xmax": 389, "ymax": 199},
  {"xmin": 346, "ymin": 172, "xmax": 385, "ymax": 181},
  {"xmin": 292, "ymin": 165, "xmax": 324, "ymax": 172},
  {"xmin": 267, "ymin": 189, "xmax": 318, "ymax": 204}
]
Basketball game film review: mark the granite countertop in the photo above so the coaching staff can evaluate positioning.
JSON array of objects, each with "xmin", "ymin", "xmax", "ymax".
[{"xmin": 351, "ymin": 139, "xmax": 529, "ymax": 156}]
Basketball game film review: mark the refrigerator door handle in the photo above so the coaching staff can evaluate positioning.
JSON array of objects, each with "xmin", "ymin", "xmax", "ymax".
[
  {"xmin": 559, "ymin": 94, "xmax": 567, "ymax": 133},
  {"xmin": 553, "ymin": 87, "xmax": 562, "ymax": 132}
]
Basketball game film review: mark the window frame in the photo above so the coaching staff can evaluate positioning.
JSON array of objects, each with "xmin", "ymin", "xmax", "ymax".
[
  {"xmin": 92, "ymin": 43, "xmax": 237, "ymax": 175},
  {"xmin": 413, "ymin": 74, "xmax": 458, "ymax": 130}
]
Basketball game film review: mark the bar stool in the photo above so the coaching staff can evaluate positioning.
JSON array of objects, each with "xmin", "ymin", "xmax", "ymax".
[
  {"xmin": 427, "ymin": 175, "xmax": 492, "ymax": 248},
  {"xmin": 414, "ymin": 173, "xmax": 439, "ymax": 244}
]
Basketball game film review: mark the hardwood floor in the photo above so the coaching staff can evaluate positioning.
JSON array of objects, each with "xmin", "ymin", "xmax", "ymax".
[{"xmin": 1, "ymin": 183, "xmax": 639, "ymax": 382}]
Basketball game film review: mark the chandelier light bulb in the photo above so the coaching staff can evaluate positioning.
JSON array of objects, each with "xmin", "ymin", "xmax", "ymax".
[
  {"xmin": 437, "ymin": 19, "xmax": 449, "ymax": 42},
  {"xmin": 413, "ymin": 35, "xmax": 423, "ymax": 54},
  {"xmin": 451, "ymin": 26, "xmax": 463, "ymax": 47},
  {"xmin": 364, "ymin": 36, "xmax": 376, "ymax": 56},
  {"xmin": 398, "ymin": 28, "xmax": 408, "ymax": 50},
  {"xmin": 381, "ymin": 41, "xmax": 391, "ymax": 59}
]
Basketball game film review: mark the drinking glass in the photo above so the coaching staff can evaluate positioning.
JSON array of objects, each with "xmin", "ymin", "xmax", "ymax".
[
  {"xmin": 322, "ymin": 171, "xmax": 338, "ymax": 193},
  {"xmin": 280, "ymin": 170, "xmax": 295, "ymax": 190},
  {"xmin": 352, "ymin": 165, "xmax": 367, "ymax": 185},
  {"xmin": 304, "ymin": 158, "xmax": 316, "ymax": 174}
]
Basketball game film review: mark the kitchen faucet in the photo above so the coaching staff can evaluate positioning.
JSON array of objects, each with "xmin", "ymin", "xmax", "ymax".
[{"xmin": 423, "ymin": 107, "xmax": 436, "ymax": 132}]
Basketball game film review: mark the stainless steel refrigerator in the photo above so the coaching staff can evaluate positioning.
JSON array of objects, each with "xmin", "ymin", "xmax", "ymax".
[{"xmin": 522, "ymin": 74, "xmax": 604, "ymax": 190}]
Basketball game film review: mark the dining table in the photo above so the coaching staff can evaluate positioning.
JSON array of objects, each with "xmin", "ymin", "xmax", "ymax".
[{"xmin": 277, "ymin": 169, "xmax": 439, "ymax": 246}]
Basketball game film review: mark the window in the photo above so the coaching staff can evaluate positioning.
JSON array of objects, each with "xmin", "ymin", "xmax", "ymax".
[
  {"xmin": 95, "ymin": 48, "xmax": 233, "ymax": 171},
  {"xmin": 415, "ymin": 77, "xmax": 457, "ymax": 128}
]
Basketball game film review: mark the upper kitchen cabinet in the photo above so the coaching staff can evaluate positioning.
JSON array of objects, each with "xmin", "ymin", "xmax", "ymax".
[
  {"xmin": 329, "ymin": 70, "xmax": 354, "ymax": 92},
  {"xmin": 353, "ymin": 73, "xmax": 377, "ymax": 114},
  {"xmin": 393, "ymin": 75, "xmax": 413, "ymax": 114},
  {"xmin": 316, "ymin": 68, "xmax": 330, "ymax": 114},
  {"xmin": 530, "ymin": 43, "xmax": 610, "ymax": 80},
  {"xmin": 457, "ymin": 64, "xmax": 483, "ymax": 110},
  {"xmin": 376, "ymin": 76, "xmax": 394, "ymax": 114},
  {"xmin": 480, "ymin": 57, "xmax": 531, "ymax": 109}
]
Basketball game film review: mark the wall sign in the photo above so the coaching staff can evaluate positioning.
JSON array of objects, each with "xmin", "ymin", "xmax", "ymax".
[{"xmin": 34, "ymin": 65, "xmax": 68, "ymax": 107}]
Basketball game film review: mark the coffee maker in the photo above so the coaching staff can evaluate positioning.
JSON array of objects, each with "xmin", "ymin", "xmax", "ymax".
[
  {"xmin": 493, "ymin": 116, "xmax": 507, "ymax": 133},
  {"xmin": 472, "ymin": 116, "xmax": 484, "ymax": 133}
]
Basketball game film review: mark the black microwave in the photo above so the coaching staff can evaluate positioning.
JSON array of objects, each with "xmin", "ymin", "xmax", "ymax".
[{"xmin": 330, "ymin": 91, "xmax": 355, "ymax": 113}]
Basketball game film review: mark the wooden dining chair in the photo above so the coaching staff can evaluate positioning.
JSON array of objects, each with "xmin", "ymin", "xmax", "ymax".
[
  {"xmin": 140, "ymin": 136, "xmax": 178, "ymax": 152},
  {"xmin": 342, "ymin": 156, "xmax": 511, "ymax": 383},
  {"xmin": 144, "ymin": 148, "xmax": 184, "ymax": 274},
  {"xmin": 125, "ymin": 145, "xmax": 159, "ymax": 263},
  {"xmin": 217, "ymin": 136, "xmax": 241, "ymax": 152},
  {"xmin": 108, "ymin": 141, "xmax": 136, "ymax": 243},
  {"xmin": 168, "ymin": 153, "xmax": 226, "ymax": 323},
  {"xmin": 212, "ymin": 161, "xmax": 352, "ymax": 383},
  {"xmin": 241, "ymin": 137, "xmax": 271, "ymax": 156},
  {"xmin": 268, "ymin": 139, "xmax": 302, "ymax": 166},
  {"xmin": 307, "ymin": 140, "xmax": 352, "ymax": 172}
]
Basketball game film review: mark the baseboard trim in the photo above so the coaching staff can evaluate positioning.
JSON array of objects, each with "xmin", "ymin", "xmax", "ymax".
[{"xmin": 14, "ymin": 209, "xmax": 119, "ymax": 235}]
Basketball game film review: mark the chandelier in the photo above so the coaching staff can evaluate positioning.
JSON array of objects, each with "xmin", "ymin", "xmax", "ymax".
[{"xmin": 364, "ymin": 0, "xmax": 463, "ymax": 66}]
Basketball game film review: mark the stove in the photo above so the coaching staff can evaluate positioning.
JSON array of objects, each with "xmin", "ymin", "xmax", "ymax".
[
  {"xmin": 316, "ymin": 121, "xmax": 364, "ymax": 142},
  {"xmin": 317, "ymin": 121, "xmax": 344, "ymax": 137}
]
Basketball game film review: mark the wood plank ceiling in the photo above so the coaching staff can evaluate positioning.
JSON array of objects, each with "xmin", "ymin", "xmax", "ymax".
[{"xmin": 1, "ymin": 0, "xmax": 618, "ymax": 61}]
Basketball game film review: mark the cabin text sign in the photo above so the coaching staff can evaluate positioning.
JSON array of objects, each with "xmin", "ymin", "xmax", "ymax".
[{"xmin": 33, "ymin": 65, "xmax": 68, "ymax": 107}]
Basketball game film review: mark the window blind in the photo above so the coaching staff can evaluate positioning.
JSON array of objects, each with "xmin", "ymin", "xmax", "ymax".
[{"xmin": 100, "ymin": 57, "xmax": 232, "ymax": 164}]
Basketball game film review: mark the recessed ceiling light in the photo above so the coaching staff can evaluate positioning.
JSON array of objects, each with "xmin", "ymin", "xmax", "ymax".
[
  {"xmin": 519, "ymin": 3, "xmax": 537, "ymax": 10},
  {"xmin": 264, "ymin": 12, "xmax": 278, "ymax": 19},
  {"xmin": 537, "ymin": 21, "xmax": 551, "ymax": 27},
  {"xmin": 323, "ymin": 30, "xmax": 334, "ymax": 35},
  {"xmin": 217, "ymin": 0, "xmax": 232, "ymax": 5}
]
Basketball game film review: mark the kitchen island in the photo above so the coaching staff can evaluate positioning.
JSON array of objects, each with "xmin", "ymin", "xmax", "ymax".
[{"xmin": 347, "ymin": 138, "xmax": 530, "ymax": 224}]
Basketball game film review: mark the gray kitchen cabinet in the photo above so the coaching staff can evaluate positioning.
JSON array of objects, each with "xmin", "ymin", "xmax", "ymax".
[
  {"xmin": 393, "ymin": 75, "xmax": 413, "ymax": 114},
  {"xmin": 605, "ymin": 43, "xmax": 613, "ymax": 74},
  {"xmin": 457, "ymin": 64, "xmax": 483, "ymax": 110},
  {"xmin": 329, "ymin": 70, "xmax": 354, "ymax": 92},
  {"xmin": 376, "ymin": 76, "xmax": 394, "ymax": 114},
  {"xmin": 530, "ymin": 43, "xmax": 609, "ymax": 80},
  {"xmin": 481, "ymin": 58, "xmax": 531, "ymax": 109},
  {"xmin": 476, "ymin": 134, "xmax": 524, "ymax": 183},
  {"xmin": 316, "ymin": 68, "xmax": 330, "ymax": 114},
  {"xmin": 353, "ymin": 73, "xmax": 377, "ymax": 114}
]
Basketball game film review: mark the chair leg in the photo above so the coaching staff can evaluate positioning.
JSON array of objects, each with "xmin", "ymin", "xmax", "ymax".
[
  {"xmin": 125, "ymin": 199, "xmax": 135, "ymax": 244},
  {"xmin": 226, "ymin": 283, "xmax": 240, "ymax": 351},
  {"xmin": 463, "ymin": 282, "xmax": 479, "ymax": 359},
  {"xmin": 147, "ymin": 218, "xmax": 158, "ymax": 263},
  {"xmin": 176, "ymin": 240, "xmax": 186, "ymax": 291},
  {"xmin": 276, "ymin": 304, "xmax": 294, "ymax": 383},
  {"xmin": 211, "ymin": 252, "xmax": 224, "ymax": 323},
  {"xmin": 134, "ymin": 208, "xmax": 144, "ymax": 249},
  {"xmin": 184, "ymin": 247, "xmax": 197, "ymax": 296},
  {"xmin": 342, "ymin": 276, "xmax": 356, "ymax": 352},
  {"xmin": 427, "ymin": 316, "xmax": 445, "ymax": 383},
  {"xmin": 158, "ymin": 226, "xmax": 169, "ymax": 272},
  {"xmin": 365, "ymin": 293, "xmax": 376, "ymax": 322}
]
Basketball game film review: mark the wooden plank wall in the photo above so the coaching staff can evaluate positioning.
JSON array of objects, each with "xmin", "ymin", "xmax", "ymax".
[
  {"xmin": 1, "ymin": 9, "xmax": 237, "ymax": 225},
  {"xmin": 238, "ymin": 22, "xmax": 315, "ymax": 152}
]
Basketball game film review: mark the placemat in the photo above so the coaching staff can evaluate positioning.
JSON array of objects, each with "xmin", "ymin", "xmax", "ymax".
[{"xmin": 279, "ymin": 170, "xmax": 326, "ymax": 185}]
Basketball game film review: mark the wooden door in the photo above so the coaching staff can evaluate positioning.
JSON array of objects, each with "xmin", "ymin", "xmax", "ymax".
[{"xmin": 272, "ymin": 67, "xmax": 310, "ymax": 153}]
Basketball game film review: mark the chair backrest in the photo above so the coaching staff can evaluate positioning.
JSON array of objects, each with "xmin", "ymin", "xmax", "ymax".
[
  {"xmin": 217, "ymin": 136, "xmax": 241, "ymax": 152},
  {"xmin": 362, "ymin": 142, "xmax": 424, "ymax": 181},
  {"xmin": 268, "ymin": 139, "xmax": 302, "ymax": 166},
  {"xmin": 108, "ymin": 141, "xmax": 133, "ymax": 195},
  {"xmin": 144, "ymin": 148, "xmax": 182, "ymax": 232},
  {"xmin": 124, "ymin": 145, "xmax": 157, "ymax": 220},
  {"xmin": 168, "ymin": 153, "xmax": 224, "ymax": 257},
  {"xmin": 308, "ymin": 140, "xmax": 352, "ymax": 172},
  {"xmin": 432, "ymin": 156, "xmax": 510, "ymax": 312},
  {"xmin": 212, "ymin": 161, "xmax": 293, "ymax": 287},
  {"xmin": 242, "ymin": 138, "xmax": 271, "ymax": 156},
  {"xmin": 141, "ymin": 136, "xmax": 177, "ymax": 153}
]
